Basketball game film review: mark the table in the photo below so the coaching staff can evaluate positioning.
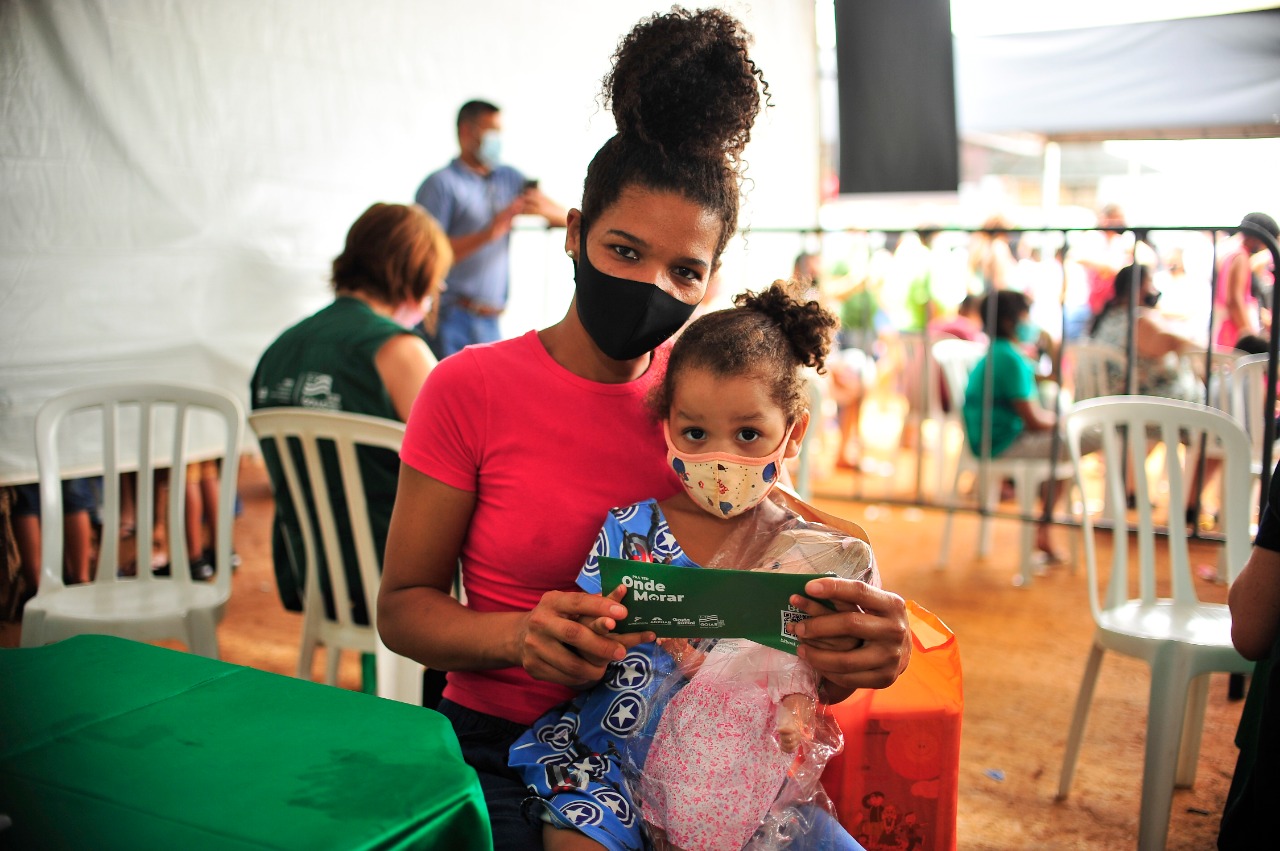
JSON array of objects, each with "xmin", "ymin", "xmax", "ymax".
[{"xmin": 0, "ymin": 636, "xmax": 492, "ymax": 850}]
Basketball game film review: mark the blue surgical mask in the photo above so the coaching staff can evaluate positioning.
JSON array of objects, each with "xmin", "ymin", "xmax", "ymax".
[
  {"xmin": 477, "ymin": 130, "xmax": 502, "ymax": 168},
  {"xmin": 1015, "ymin": 320, "xmax": 1038, "ymax": 344}
]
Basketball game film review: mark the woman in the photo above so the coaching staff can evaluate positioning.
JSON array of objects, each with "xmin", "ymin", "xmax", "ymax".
[
  {"xmin": 1215, "ymin": 212, "xmax": 1279, "ymax": 349},
  {"xmin": 967, "ymin": 213, "xmax": 1017, "ymax": 292},
  {"xmin": 962, "ymin": 290, "xmax": 1097, "ymax": 561},
  {"xmin": 1089, "ymin": 264, "xmax": 1201, "ymax": 402},
  {"xmin": 378, "ymin": 9, "xmax": 912, "ymax": 849},
  {"xmin": 252, "ymin": 201, "xmax": 449, "ymax": 625},
  {"xmin": 1091, "ymin": 263, "xmax": 1228, "ymax": 523}
]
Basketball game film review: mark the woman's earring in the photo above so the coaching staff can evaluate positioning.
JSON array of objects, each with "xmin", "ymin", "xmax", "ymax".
[{"xmin": 566, "ymin": 249, "xmax": 575, "ymax": 259}]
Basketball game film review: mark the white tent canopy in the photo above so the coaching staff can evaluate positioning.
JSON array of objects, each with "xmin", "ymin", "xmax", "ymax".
[
  {"xmin": 954, "ymin": 9, "xmax": 1280, "ymax": 140},
  {"xmin": 0, "ymin": 0, "xmax": 821, "ymax": 484}
]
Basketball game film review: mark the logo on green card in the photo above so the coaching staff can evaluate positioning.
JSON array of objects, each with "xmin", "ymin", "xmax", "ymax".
[{"xmin": 598, "ymin": 557, "xmax": 830, "ymax": 655}]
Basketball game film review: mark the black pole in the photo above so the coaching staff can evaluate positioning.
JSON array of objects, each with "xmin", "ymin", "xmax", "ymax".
[
  {"xmin": 1239, "ymin": 222, "xmax": 1280, "ymax": 506},
  {"xmin": 1041, "ymin": 232, "xmax": 1070, "ymax": 531}
]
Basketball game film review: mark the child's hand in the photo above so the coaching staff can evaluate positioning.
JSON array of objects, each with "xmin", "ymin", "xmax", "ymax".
[
  {"xmin": 788, "ymin": 578, "xmax": 911, "ymax": 701},
  {"xmin": 580, "ymin": 584, "xmax": 656, "ymax": 648},
  {"xmin": 580, "ymin": 584, "xmax": 628, "ymax": 634},
  {"xmin": 775, "ymin": 693, "xmax": 816, "ymax": 753}
]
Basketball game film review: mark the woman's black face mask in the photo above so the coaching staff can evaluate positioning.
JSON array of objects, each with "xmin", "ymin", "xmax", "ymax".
[{"xmin": 572, "ymin": 228, "xmax": 699, "ymax": 361}]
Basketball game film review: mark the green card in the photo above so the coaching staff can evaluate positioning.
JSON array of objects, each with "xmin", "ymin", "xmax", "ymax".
[{"xmin": 598, "ymin": 557, "xmax": 830, "ymax": 655}]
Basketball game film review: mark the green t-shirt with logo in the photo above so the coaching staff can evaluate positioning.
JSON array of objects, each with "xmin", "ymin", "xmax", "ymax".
[{"xmin": 251, "ymin": 296, "xmax": 407, "ymax": 621}]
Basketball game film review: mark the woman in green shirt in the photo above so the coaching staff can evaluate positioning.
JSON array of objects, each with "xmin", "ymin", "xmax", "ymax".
[
  {"xmin": 962, "ymin": 290, "xmax": 1095, "ymax": 561},
  {"xmin": 251, "ymin": 202, "xmax": 451, "ymax": 627}
]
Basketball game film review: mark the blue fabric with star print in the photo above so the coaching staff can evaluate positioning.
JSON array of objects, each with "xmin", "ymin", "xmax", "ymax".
[{"xmin": 508, "ymin": 499, "xmax": 693, "ymax": 850}]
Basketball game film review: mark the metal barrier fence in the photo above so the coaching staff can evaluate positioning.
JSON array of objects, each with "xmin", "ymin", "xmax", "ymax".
[{"xmin": 506, "ymin": 222, "xmax": 1280, "ymax": 539}]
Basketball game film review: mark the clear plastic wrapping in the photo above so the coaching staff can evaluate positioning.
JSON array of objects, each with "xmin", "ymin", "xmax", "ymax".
[{"xmin": 620, "ymin": 505, "xmax": 879, "ymax": 850}]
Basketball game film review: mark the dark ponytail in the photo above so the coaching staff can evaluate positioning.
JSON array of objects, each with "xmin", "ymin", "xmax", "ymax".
[{"xmin": 581, "ymin": 7, "xmax": 768, "ymax": 261}]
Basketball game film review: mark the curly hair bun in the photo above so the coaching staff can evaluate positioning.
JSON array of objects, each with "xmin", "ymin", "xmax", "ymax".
[
  {"xmin": 605, "ymin": 6, "xmax": 766, "ymax": 163},
  {"xmin": 735, "ymin": 281, "xmax": 837, "ymax": 373}
]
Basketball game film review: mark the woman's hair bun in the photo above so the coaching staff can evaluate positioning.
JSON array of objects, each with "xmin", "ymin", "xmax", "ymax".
[
  {"xmin": 735, "ymin": 281, "xmax": 837, "ymax": 373},
  {"xmin": 604, "ymin": 6, "xmax": 766, "ymax": 163}
]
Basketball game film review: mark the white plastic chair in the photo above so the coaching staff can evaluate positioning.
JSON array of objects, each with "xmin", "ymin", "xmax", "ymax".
[
  {"xmin": 1067, "ymin": 339, "xmax": 1128, "ymax": 520},
  {"xmin": 1070, "ymin": 339, "xmax": 1126, "ymax": 402},
  {"xmin": 898, "ymin": 331, "xmax": 949, "ymax": 496},
  {"xmin": 247, "ymin": 407, "xmax": 425, "ymax": 705},
  {"xmin": 1182, "ymin": 348, "xmax": 1241, "ymax": 533},
  {"xmin": 1231, "ymin": 352, "xmax": 1277, "ymax": 518},
  {"xmin": 1056, "ymin": 396, "xmax": 1253, "ymax": 851},
  {"xmin": 1185, "ymin": 348, "xmax": 1240, "ymax": 413},
  {"xmin": 933, "ymin": 338, "xmax": 1075, "ymax": 586},
  {"xmin": 21, "ymin": 382, "xmax": 244, "ymax": 658}
]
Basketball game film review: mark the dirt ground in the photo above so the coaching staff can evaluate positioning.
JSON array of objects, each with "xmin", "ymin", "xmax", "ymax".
[{"xmin": 3, "ymin": 452, "xmax": 1246, "ymax": 850}]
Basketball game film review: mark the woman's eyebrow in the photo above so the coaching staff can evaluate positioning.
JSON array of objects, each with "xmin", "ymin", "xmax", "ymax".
[
  {"xmin": 603, "ymin": 228, "xmax": 709, "ymax": 270},
  {"xmin": 604, "ymin": 227, "xmax": 647, "ymax": 247}
]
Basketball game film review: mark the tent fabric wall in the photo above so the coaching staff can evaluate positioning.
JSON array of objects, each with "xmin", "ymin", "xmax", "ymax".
[
  {"xmin": 0, "ymin": 0, "xmax": 820, "ymax": 484},
  {"xmin": 954, "ymin": 9, "xmax": 1280, "ymax": 139}
]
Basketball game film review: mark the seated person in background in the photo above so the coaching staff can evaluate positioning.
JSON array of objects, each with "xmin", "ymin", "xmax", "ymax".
[
  {"xmin": 1088, "ymin": 264, "xmax": 1202, "ymax": 403},
  {"xmin": 1088, "ymin": 263, "xmax": 1218, "ymax": 523},
  {"xmin": 251, "ymin": 202, "xmax": 450, "ymax": 681},
  {"xmin": 962, "ymin": 291, "xmax": 1099, "ymax": 561},
  {"xmin": 929, "ymin": 293, "xmax": 986, "ymax": 343},
  {"xmin": 929, "ymin": 294, "xmax": 986, "ymax": 413}
]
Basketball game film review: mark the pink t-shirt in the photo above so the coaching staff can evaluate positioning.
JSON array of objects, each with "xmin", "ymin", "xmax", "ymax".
[
  {"xmin": 401, "ymin": 330, "xmax": 681, "ymax": 725},
  {"xmin": 1214, "ymin": 242, "xmax": 1257, "ymax": 348}
]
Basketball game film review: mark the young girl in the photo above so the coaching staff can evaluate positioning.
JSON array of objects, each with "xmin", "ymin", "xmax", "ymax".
[{"xmin": 509, "ymin": 282, "xmax": 867, "ymax": 851}]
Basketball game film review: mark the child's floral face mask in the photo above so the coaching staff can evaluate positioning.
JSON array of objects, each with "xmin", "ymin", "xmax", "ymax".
[{"xmin": 663, "ymin": 422, "xmax": 793, "ymax": 519}]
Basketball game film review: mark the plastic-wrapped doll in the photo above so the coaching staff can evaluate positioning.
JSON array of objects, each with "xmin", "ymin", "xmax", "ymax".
[{"xmin": 629, "ymin": 524, "xmax": 878, "ymax": 851}]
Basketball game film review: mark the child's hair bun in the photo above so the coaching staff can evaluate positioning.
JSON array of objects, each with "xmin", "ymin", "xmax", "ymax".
[
  {"xmin": 604, "ymin": 6, "xmax": 766, "ymax": 164},
  {"xmin": 736, "ymin": 281, "xmax": 837, "ymax": 373}
]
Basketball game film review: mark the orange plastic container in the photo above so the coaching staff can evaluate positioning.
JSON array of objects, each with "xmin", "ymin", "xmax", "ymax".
[{"xmin": 821, "ymin": 602, "xmax": 963, "ymax": 851}]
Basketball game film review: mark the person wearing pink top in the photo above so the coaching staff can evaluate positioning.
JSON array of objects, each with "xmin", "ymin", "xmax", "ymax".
[
  {"xmin": 377, "ymin": 9, "xmax": 913, "ymax": 850},
  {"xmin": 1215, "ymin": 212, "xmax": 1279, "ymax": 349}
]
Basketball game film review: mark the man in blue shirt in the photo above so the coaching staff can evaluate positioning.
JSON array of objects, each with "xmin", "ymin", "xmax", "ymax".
[{"xmin": 415, "ymin": 100, "xmax": 566, "ymax": 357}]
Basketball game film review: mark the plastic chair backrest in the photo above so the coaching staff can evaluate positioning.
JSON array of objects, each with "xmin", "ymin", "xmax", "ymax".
[
  {"xmin": 34, "ymin": 382, "xmax": 244, "ymax": 596},
  {"xmin": 1231, "ymin": 353, "xmax": 1273, "ymax": 464},
  {"xmin": 247, "ymin": 408, "xmax": 405, "ymax": 640},
  {"xmin": 1070, "ymin": 340, "xmax": 1126, "ymax": 402},
  {"xmin": 1064, "ymin": 397, "xmax": 1251, "ymax": 621},
  {"xmin": 1185, "ymin": 349, "xmax": 1240, "ymax": 412},
  {"xmin": 898, "ymin": 331, "xmax": 944, "ymax": 420},
  {"xmin": 931, "ymin": 338, "xmax": 986, "ymax": 450}
]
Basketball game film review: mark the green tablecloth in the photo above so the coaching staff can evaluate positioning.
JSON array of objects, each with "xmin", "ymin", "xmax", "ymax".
[{"xmin": 0, "ymin": 636, "xmax": 491, "ymax": 851}]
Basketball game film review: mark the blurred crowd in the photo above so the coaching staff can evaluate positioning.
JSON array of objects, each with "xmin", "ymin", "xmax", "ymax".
[{"xmin": 787, "ymin": 205, "xmax": 1278, "ymax": 476}]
